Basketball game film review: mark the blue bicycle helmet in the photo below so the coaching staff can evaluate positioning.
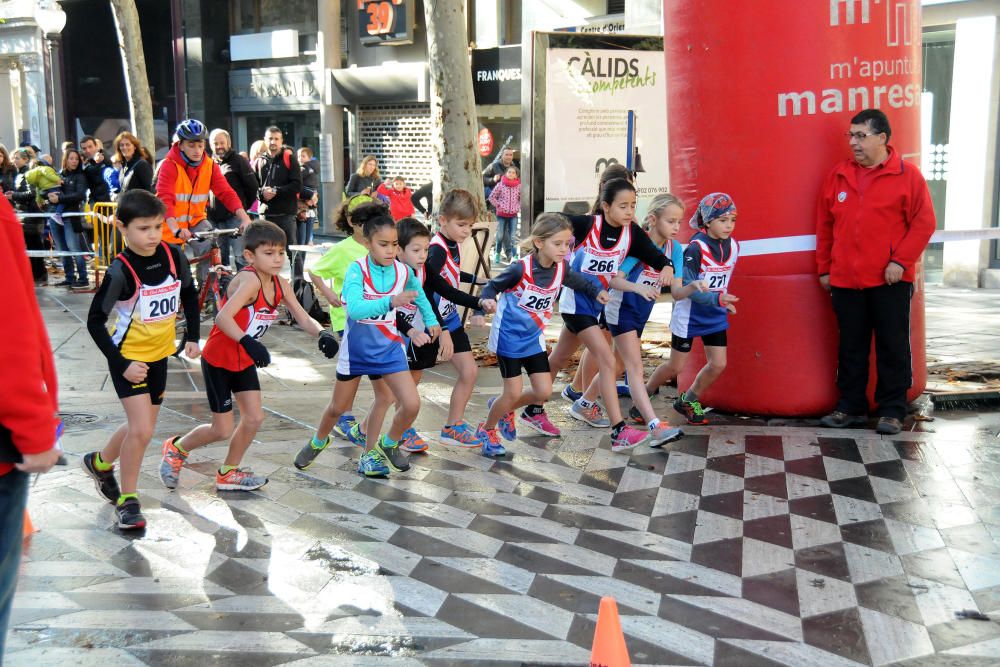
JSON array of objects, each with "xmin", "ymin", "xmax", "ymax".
[{"xmin": 175, "ymin": 118, "xmax": 208, "ymax": 142}]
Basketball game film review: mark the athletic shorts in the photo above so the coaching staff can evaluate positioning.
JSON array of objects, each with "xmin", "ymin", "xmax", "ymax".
[
  {"xmin": 111, "ymin": 357, "xmax": 169, "ymax": 405},
  {"xmin": 672, "ymin": 329, "xmax": 728, "ymax": 353},
  {"xmin": 562, "ymin": 313, "xmax": 607, "ymax": 335},
  {"xmin": 336, "ymin": 372, "xmax": 384, "ymax": 382},
  {"xmin": 201, "ymin": 359, "xmax": 260, "ymax": 413},
  {"xmin": 607, "ymin": 316, "xmax": 646, "ymax": 338},
  {"xmin": 497, "ymin": 351, "xmax": 550, "ymax": 379},
  {"xmin": 446, "ymin": 326, "xmax": 472, "ymax": 355},
  {"xmin": 407, "ymin": 337, "xmax": 438, "ymax": 371}
]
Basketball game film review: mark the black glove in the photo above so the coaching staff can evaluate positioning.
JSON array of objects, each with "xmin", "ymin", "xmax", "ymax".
[
  {"xmin": 318, "ymin": 331, "xmax": 339, "ymax": 359},
  {"xmin": 239, "ymin": 335, "xmax": 271, "ymax": 368}
]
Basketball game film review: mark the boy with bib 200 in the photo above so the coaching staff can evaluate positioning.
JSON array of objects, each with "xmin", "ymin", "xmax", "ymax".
[
  {"xmin": 158, "ymin": 221, "xmax": 340, "ymax": 493},
  {"xmin": 82, "ymin": 190, "xmax": 201, "ymax": 530}
]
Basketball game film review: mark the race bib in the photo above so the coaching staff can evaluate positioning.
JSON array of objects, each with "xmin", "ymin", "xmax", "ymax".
[
  {"xmin": 638, "ymin": 268, "xmax": 661, "ymax": 289},
  {"xmin": 517, "ymin": 283, "xmax": 556, "ymax": 314},
  {"xmin": 246, "ymin": 309, "xmax": 279, "ymax": 340},
  {"xmin": 703, "ymin": 266, "xmax": 732, "ymax": 293},
  {"xmin": 579, "ymin": 248, "xmax": 621, "ymax": 277},
  {"xmin": 137, "ymin": 280, "xmax": 180, "ymax": 323},
  {"xmin": 437, "ymin": 297, "xmax": 457, "ymax": 320}
]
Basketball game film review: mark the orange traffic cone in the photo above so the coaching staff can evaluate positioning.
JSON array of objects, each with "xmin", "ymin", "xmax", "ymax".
[
  {"xmin": 590, "ymin": 596, "xmax": 630, "ymax": 667},
  {"xmin": 22, "ymin": 510, "xmax": 35, "ymax": 538}
]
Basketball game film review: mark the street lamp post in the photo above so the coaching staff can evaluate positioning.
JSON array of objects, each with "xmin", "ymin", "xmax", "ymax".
[{"xmin": 36, "ymin": 1, "xmax": 67, "ymax": 161}]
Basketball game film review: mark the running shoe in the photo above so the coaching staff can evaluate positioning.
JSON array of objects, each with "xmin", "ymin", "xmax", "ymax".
[
  {"xmin": 561, "ymin": 385, "xmax": 582, "ymax": 402},
  {"xmin": 628, "ymin": 405, "xmax": 645, "ymax": 424},
  {"xmin": 611, "ymin": 425, "xmax": 650, "ymax": 453},
  {"xmin": 570, "ymin": 399, "xmax": 611, "ymax": 427},
  {"xmin": 216, "ymin": 467, "xmax": 268, "ymax": 491},
  {"xmin": 334, "ymin": 413, "xmax": 358, "ymax": 439},
  {"xmin": 673, "ymin": 395, "xmax": 709, "ymax": 426},
  {"xmin": 159, "ymin": 437, "xmax": 188, "ymax": 489},
  {"xmin": 81, "ymin": 452, "xmax": 120, "ymax": 503},
  {"xmin": 375, "ymin": 435, "xmax": 411, "ymax": 472},
  {"xmin": 400, "ymin": 427, "xmax": 429, "ymax": 453},
  {"xmin": 294, "ymin": 435, "xmax": 330, "ymax": 470},
  {"xmin": 648, "ymin": 423, "xmax": 684, "ymax": 448},
  {"xmin": 115, "ymin": 498, "xmax": 146, "ymax": 530},
  {"xmin": 347, "ymin": 423, "xmax": 367, "ymax": 447},
  {"xmin": 518, "ymin": 410, "xmax": 561, "ymax": 436},
  {"xmin": 488, "ymin": 397, "xmax": 517, "ymax": 442},
  {"xmin": 358, "ymin": 449, "xmax": 390, "ymax": 477},
  {"xmin": 476, "ymin": 424, "xmax": 507, "ymax": 457},
  {"xmin": 440, "ymin": 421, "xmax": 483, "ymax": 448},
  {"xmin": 54, "ymin": 279, "xmax": 72, "ymax": 287}
]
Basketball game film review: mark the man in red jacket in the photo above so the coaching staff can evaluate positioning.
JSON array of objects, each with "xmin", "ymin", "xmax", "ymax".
[
  {"xmin": 0, "ymin": 196, "xmax": 61, "ymax": 660},
  {"xmin": 816, "ymin": 109, "xmax": 936, "ymax": 435}
]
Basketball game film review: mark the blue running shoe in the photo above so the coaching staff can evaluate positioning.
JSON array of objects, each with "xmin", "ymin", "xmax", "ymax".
[
  {"xmin": 347, "ymin": 423, "xmax": 367, "ymax": 447},
  {"xmin": 616, "ymin": 382, "xmax": 631, "ymax": 397},
  {"xmin": 400, "ymin": 428, "xmax": 428, "ymax": 453},
  {"xmin": 440, "ymin": 420, "xmax": 483, "ymax": 448},
  {"xmin": 488, "ymin": 397, "xmax": 517, "ymax": 442},
  {"xmin": 561, "ymin": 385, "xmax": 582, "ymax": 403},
  {"xmin": 334, "ymin": 414, "xmax": 358, "ymax": 440},
  {"xmin": 476, "ymin": 424, "xmax": 507, "ymax": 457},
  {"xmin": 358, "ymin": 449, "xmax": 390, "ymax": 477}
]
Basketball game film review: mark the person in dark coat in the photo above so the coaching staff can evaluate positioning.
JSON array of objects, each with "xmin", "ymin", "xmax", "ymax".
[
  {"xmin": 411, "ymin": 182, "xmax": 433, "ymax": 220},
  {"xmin": 297, "ymin": 146, "xmax": 320, "ymax": 246},
  {"xmin": 79, "ymin": 135, "xmax": 111, "ymax": 206},
  {"xmin": 47, "ymin": 148, "xmax": 90, "ymax": 287},
  {"xmin": 209, "ymin": 128, "xmax": 259, "ymax": 268},
  {"xmin": 0, "ymin": 145, "xmax": 17, "ymax": 194},
  {"xmin": 5, "ymin": 147, "xmax": 47, "ymax": 284},
  {"xmin": 253, "ymin": 126, "xmax": 302, "ymax": 277},
  {"xmin": 345, "ymin": 155, "xmax": 382, "ymax": 198},
  {"xmin": 113, "ymin": 131, "xmax": 154, "ymax": 194}
]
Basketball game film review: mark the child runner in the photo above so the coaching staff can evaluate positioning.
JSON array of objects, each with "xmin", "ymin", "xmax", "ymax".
[
  {"xmin": 520, "ymin": 178, "xmax": 672, "ymax": 451},
  {"xmin": 645, "ymin": 192, "xmax": 740, "ymax": 425},
  {"xmin": 425, "ymin": 189, "xmax": 496, "ymax": 449},
  {"xmin": 488, "ymin": 165, "xmax": 521, "ymax": 264},
  {"xmin": 82, "ymin": 190, "xmax": 201, "ymax": 529},
  {"xmin": 308, "ymin": 195, "xmax": 382, "ymax": 442},
  {"xmin": 294, "ymin": 210, "xmax": 440, "ymax": 476},
  {"xmin": 478, "ymin": 214, "xmax": 609, "ymax": 453},
  {"xmin": 158, "ymin": 220, "xmax": 340, "ymax": 491},
  {"xmin": 603, "ymin": 193, "xmax": 699, "ymax": 447}
]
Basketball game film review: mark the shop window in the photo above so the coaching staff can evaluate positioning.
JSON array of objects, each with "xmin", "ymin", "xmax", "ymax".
[
  {"xmin": 607, "ymin": 0, "xmax": 625, "ymax": 15},
  {"xmin": 232, "ymin": 0, "xmax": 318, "ymax": 35},
  {"xmin": 501, "ymin": 0, "xmax": 522, "ymax": 46},
  {"xmin": 922, "ymin": 27, "xmax": 955, "ymax": 282}
]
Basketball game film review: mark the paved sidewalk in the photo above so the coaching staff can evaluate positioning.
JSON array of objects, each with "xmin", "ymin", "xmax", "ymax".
[{"xmin": 5, "ymin": 285, "xmax": 1000, "ymax": 666}]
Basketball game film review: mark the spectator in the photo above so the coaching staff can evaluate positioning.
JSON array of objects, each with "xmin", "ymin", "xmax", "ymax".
[
  {"xmin": 411, "ymin": 181, "xmax": 433, "ymax": 220},
  {"xmin": 113, "ymin": 131, "xmax": 154, "ymax": 193},
  {"xmin": 0, "ymin": 145, "xmax": 16, "ymax": 194},
  {"xmin": 79, "ymin": 135, "xmax": 111, "ymax": 206},
  {"xmin": 208, "ymin": 128, "xmax": 259, "ymax": 269},
  {"xmin": 48, "ymin": 148, "xmax": 90, "ymax": 287},
  {"xmin": 297, "ymin": 146, "xmax": 320, "ymax": 246},
  {"xmin": 482, "ymin": 147, "xmax": 516, "ymax": 202},
  {"xmin": 6, "ymin": 147, "xmax": 47, "ymax": 284},
  {"xmin": 376, "ymin": 175, "xmax": 416, "ymax": 221},
  {"xmin": 345, "ymin": 154, "xmax": 382, "ymax": 197},
  {"xmin": 253, "ymin": 126, "xmax": 303, "ymax": 277},
  {"xmin": 0, "ymin": 195, "xmax": 61, "ymax": 662},
  {"xmin": 816, "ymin": 109, "xmax": 936, "ymax": 435},
  {"xmin": 487, "ymin": 164, "xmax": 521, "ymax": 263}
]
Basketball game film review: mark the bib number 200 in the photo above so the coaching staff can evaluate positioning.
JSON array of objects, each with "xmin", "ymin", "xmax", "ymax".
[{"xmin": 148, "ymin": 295, "xmax": 177, "ymax": 318}]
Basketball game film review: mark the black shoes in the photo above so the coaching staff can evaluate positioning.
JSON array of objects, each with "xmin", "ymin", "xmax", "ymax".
[
  {"xmin": 81, "ymin": 452, "xmax": 121, "ymax": 503},
  {"xmin": 819, "ymin": 411, "xmax": 867, "ymax": 429}
]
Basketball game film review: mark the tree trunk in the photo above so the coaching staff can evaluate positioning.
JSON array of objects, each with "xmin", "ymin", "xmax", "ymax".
[
  {"xmin": 109, "ymin": 0, "xmax": 155, "ymax": 155},
  {"xmin": 423, "ymin": 0, "xmax": 494, "ymax": 278}
]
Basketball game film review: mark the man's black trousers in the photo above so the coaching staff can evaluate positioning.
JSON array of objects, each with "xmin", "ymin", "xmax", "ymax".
[{"xmin": 830, "ymin": 281, "xmax": 913, "ymax": 421}]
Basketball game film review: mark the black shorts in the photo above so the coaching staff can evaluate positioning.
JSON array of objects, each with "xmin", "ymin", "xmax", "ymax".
[
  {"xmin": 446, "ymin": 326, "xmax": 472, "ymax": 355},
  {"xmin": 111, "ymin": 357, "xmax": 169, "ymax": 405},
  {"xmin": 497, "ymin": 352, "xmax": 550, "ymax": 379},
  {"xmin": 336, "ymin": 372, "xmax": 384, "ymax": 382},
  {"xmin": 407, "ymin": 337, "xmax": 438, "ymax": 371},
  {"xmin": 562, "ymin": 313, "xmax": 606, "ymax": 335},
  {"xmin": 201, "ymin": 359, "xmax": 260, "ymax": 413},
  {"xmin": 672, "ymin": 330, "xmax": 728, "ymax": 353}
]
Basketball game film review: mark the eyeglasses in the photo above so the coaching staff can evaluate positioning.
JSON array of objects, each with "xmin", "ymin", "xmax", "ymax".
[{"xmin": 845, "ymin": 131, "xmax": 882, "ymax": 141}]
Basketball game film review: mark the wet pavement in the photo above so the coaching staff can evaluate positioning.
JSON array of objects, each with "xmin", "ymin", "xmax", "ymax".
[{"xmin": 6, "ymin": 284, "xmax": 1000, "ymax": 666}]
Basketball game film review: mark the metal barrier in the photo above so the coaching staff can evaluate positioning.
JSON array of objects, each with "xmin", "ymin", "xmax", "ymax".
[{"xmin": 90, "ymin": 202, "xmax": 119, "ymax": 286}]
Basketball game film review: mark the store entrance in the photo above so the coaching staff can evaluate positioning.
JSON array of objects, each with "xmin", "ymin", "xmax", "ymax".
[{"xmin": 245, "ymin": 112, "xmax": 320, "ymax": 156}]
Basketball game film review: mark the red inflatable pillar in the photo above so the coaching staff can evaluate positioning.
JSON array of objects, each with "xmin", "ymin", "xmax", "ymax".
[{"xmin": 664, "ymin": 0, "xmax": 926, "ymax": 416}]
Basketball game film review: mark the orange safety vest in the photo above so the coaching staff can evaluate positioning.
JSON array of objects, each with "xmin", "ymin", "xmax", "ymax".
[{"xmin": 161, "ymin": 156, "xmax": 214, "ymax": 245}]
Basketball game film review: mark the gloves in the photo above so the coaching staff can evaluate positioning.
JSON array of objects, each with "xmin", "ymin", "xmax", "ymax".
[
  {"xmin": 239, "ymin": 335, "xmax": 271, "ymax": 368},
  {"xmin": 318, "ymin": 331, "xmax": 340, "ymax": 359}
]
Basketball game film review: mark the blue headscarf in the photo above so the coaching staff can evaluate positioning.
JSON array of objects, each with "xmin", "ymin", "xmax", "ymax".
[{"xmin": 690, "ymin": 192, "xmax": 737, "ymax": 230}]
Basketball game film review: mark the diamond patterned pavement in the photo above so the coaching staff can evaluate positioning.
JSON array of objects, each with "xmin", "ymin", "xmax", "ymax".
[{"xmin": 6, "ymin": 288, "xmax": 1000, "ymax": 666}]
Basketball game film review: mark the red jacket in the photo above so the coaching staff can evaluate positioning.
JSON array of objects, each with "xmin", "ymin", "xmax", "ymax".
[
  {"xmin": 816, "ymin": 147, "xmax": 936, "ymax": 289},
  {"xmin": 156, "ymin": 144, "xmax": 243, "ymax": 240},
  {"xmin": 376, "ymin": 183, "xmax": 415, "ymax": 221},
  {"xmin": 0, "ymin": 197, "xmax": 59, "ymax": 476}
]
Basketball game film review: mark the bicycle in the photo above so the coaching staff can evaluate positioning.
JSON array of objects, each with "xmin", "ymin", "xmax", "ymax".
[{"xmin": 174, "ymin": 228, "xmax": 242, "ymax": 342}]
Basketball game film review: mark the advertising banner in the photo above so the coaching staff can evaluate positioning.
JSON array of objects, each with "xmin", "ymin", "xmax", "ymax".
[{"xmin": 543, "ymin": 48, "xmax": 668, "ymax": 219}]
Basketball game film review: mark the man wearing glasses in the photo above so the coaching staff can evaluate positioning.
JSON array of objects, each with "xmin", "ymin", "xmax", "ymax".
[{"xmin": 815, "ymin": 109, "xmax": 936, "ymax": 435}]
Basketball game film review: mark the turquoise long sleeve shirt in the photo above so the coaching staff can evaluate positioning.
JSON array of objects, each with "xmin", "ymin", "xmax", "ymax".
[{"xmin": 342, "ymin": 257, "xmax": 438, "ymax": 327}]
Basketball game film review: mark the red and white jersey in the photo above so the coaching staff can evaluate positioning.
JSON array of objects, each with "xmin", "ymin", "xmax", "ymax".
[{"xmin": 202, "ymin": 267, "xmax": 283, "ymax": 372}]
